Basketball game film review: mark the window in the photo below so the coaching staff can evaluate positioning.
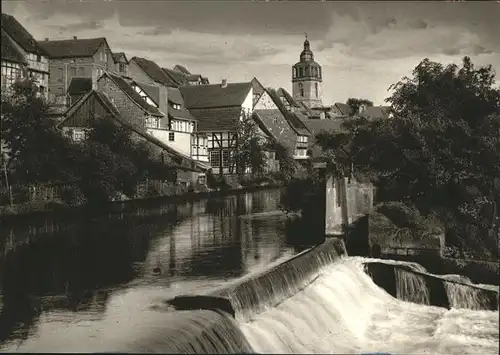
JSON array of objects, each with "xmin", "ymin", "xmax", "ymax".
[
  {"xmin": 78, "ymin": 67, "xmax": 85, "ymax": 76},
  {"xmin": 293, "ymin": 67, "xmax": 296, "ymax": 78},
  {"xmin": 145, "ymin": 117, "xmax": 159, "ymax": 128},
  {"xmin": 299, "ymin": 67, "xmax": 303, "ymax": 77},
  {"xmin": 1, "ymin": 62, "xmax": 23, "ymax": 88},
  {"xmin": 172, "ymin": 103, "xmax": 181, "ymax": 110},
  {"xmin": 37, "ymin": 54, "xmax": 41, "ymax": 62},
  {"xmin": 315, "ymin": 83, "xmax": 318, "ymax": 98},
  {"xmin": 273, "ymin": 117, "xmax": 278, "ymax": 124},
  {"xmin": 70, "ymin": 67, "xmax": 76, "ymax": 77},
  {"xmin": 222, "ymin": 150, "xmax": 230, "ymax": 168},
  {"xmin": 209, "ymin": 150, "xmax": 220, "ymax": 167},
  {"xmin": 169, "ymin": 132, "xmax": 175, "ymax": 141},
  {"xmin": 119, "ymin": 63, "xmax": 126, "ymax": 73},
  {"xmin": 319, "ymin": 67, "xmax": 322, "ymax": 78},
  {"xmin": 299, "ymin": 83, "xmax": 304, "ymax": 97},
  {"xmin": 74, "ymin": 130, "xmax": 85, "ymax": 142},
  {"xmin": 57, "ymin": 67, "xmax": 63, "ymax": 82}
]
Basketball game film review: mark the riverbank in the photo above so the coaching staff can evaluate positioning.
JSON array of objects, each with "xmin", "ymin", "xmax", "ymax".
[{"xmin": 0, "ymin": 182, "xmax": 284, "ymax": 221}]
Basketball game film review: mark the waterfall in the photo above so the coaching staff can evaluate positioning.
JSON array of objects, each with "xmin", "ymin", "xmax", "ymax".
[
  {"xmin": 444, "ymin": 282, "xmax": 493, "ymax": 310},
  {"xmin": 2, "ymin": 240, "xmax": 498, "ymax": 355},
  {"xmin": 394, "ymin": 268, "xmax": 431, "ymax": 305},
  {"xmin": 208, "ymin": 237, "xmax": 348, "ymax": 322}
]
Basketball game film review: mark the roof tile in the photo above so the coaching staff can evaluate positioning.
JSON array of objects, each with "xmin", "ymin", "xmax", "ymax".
[
  {"xmin": 179, "ymin": 82, "xmax": 251, "ymax": 109},
  {"xmin": 1, "ymin": 13, "xmax": 44, "ymax": 54},
  {"xmin": 131, "ymin": 57, "xmax": 177, "ymax": 87},
  {"xmin": 1, "ymin": 28, "xmax": 26, "ymax": 64},
  {"xmin": 188, "ymin": 107, "xmax": 242, "ymax": 131},
  {"xmin": 67, "ymin": 77, "xmax": 92, "ymax": 95},
  {"xmin": 103, "ymin": 72, "xmax": 163, "ymax": 117},
  {"xmin": 39, "ymin": 37, "xmax": 107, "ymax": 59}
]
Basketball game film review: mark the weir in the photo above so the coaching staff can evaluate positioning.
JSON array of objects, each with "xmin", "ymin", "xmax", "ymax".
[{"xmin": 3, "ymin": 234, "xmax": 499, "ymax": 354}]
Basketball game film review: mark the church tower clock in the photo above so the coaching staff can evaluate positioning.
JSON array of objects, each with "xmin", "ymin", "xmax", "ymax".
[{"xmin": 292, "ymin": 34, "xmax": 323, "ymax": 108}]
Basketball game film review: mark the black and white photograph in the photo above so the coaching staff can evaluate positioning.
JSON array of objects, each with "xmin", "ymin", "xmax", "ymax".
[{"xmin": 0, "ymin": 0, "xmax": 499, "ymax": 353}]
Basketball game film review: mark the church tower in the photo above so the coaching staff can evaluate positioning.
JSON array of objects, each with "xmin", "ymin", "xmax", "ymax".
[{"xmin": 292, "ymin": 34, "xmax": 323, "ymax": 108}]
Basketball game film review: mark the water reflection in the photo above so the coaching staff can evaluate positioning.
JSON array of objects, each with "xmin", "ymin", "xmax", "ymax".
[{"xmin": 0, "ymin": 189, "xmax": 307, "ymax": 346}]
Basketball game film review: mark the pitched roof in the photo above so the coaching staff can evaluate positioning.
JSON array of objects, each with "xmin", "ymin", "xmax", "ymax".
[
  {"xmin": 173, "ymin": 64, "xmax": 191, "ymax": 75},
  {"xmin": 252, "ymin": 109, "xmax": 296, "ymax": 152},
  {"xmin": 167, "ymin": 87, "xmax": 195, "ymax": 121},
  {"xmin": 102, "ymin": 72, "xmax": 163, "ymax": 117},
  {"xmin": 132, "ymin": 81, "xmax": 160, "ymax": 105},
  {"xmin": 186, "ymin": 74, "xmax": 202, "ymax": 81},
  {"xmin": 67, "ymin": 77, "xmax": 92, "ymax": 95},
  {"xmin": 112, "ymin": 52, "xmax": 128, "ymax": 64},
  {"xmin": 131, "ymin": 57, "xmax": 178, "ymax": 87},
  {"xmin": 1, "ymin": 13, "xmax": 44, "ymax": 55},
  {"xmin": 333, "ymin": 102, "xmax": 353, "ymax": 116},
  {"xmin": 277, "ymin": 88, "xmax": 301, "ymax": 108},
  {"xmin": 188, "ymin": 107, "xmax": 242, "ymax": 131},
  {"xmin": 359, "ymin": 106, "xmax": 390, "ymax": 119},
  {"xmin": 252, "ymin": 111, "xmax": 277, "ymax": 139},
  {"xmin": 162, "ymin": 67, "xmax": 188, "ymax": 86},
  {"xmin": 266, "ymin": 88, "xmax": 311, "ymax": 136},
  {"xmin": 1, "ymin": 28, "xmax": 26, "ymax": 64},
  {"xmin": 167, "ymin": 87, "xmax": 183, "ymax": 105},
  {"xmin": 39, "ymin": 37, "xmax": 108, "ymax": 59},
  {"xmin": 179, "ymin": 82, "xmax": 252, "ymax": 109},
  {"xmin": 59, "ymin": 90, "xmax": 207, "ymax": 172},
  {"xmin": 300, "ymin": 118, "xmax": 346, "ymax": 136}
]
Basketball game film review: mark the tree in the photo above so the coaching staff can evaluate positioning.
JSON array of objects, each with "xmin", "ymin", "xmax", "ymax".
[
  {"xmin": 1, "ymin": 79, "xmax": 78, "ymax": 185},
  {"xmin": 317, "ymin": 56, "xmax": 500, "ymax": 259},
  {"xmin": 233, "ymin": 111, "xmax": 267, "ymax": 177},
  {"xmin": 346, "ymin": 98, "xmax": 374, "ymax": 116},
  {"xmin": 265, "ymin": 138, "xmax": 297, "ymax": 177},
  {"xmin": 79, "ymin": 116, "xmax": 175, "ymax": 202}
]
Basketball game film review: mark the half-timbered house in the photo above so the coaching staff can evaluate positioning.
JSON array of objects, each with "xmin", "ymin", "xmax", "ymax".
[
  {"xmin": 57, "ymin": 89, "xmax": 208, "ymax": 177},
  {"xmin": 180, "ymin": 80, "xmax": 253, "ymax": 175}
]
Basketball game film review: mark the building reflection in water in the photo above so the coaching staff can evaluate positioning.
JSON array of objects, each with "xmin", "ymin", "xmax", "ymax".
[{"xmin": 0, "ymin": 189, "xmax": 301, "ymax": 346}]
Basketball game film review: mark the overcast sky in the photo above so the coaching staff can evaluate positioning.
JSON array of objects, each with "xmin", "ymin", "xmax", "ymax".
[{"xmin": 3, "ymin": 0, "xmax": 500, "ymax": 105}]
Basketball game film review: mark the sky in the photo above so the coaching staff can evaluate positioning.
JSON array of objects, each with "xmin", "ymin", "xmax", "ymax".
[{"xmin": 2, "ymin": 0, "xmax": 500, "ymax": 105}]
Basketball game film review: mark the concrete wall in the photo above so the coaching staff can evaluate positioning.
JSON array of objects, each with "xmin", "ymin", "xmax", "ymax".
[
  {"xmin": 325, "ymin": 175, "xmax": 374, "ymax": 236},
  {"xmin": 364, "ymin": 261, "xmax": 499, "ymax": 311}
]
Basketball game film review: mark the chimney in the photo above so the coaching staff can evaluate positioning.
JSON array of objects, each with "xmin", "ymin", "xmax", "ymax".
[
  {"xmin": 45, "ymin": 38, "xmax": 49, "ymax": 42},
  {"xmin": 73, "ymin": 36, "xmax": 77, "ymax": 40},
  {"xmin": 221, "ymin": 79, "xmax": 227, "ymax": 88},
  {"xmin": 158, "ymin": 85, "xmax": 169, "ymax": 129}
]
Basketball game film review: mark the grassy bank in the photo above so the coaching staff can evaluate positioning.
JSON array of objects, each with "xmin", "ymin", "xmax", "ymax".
[{"xmin": 0, "ymin": 182, "xmax": 284, "ymax": 221}]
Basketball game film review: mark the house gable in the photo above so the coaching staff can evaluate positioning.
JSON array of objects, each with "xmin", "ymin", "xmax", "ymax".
[
  {"xmin": 59, "ymin": 91, "xmax": 114, "ymax": 128},
  {"xmin": 97, "ymin": 73, "xmax": 163, "ymax": 130},
  {"xmin": 254, "ymin": 90, "xmax": 278, "ymax": 110},
  {"xmin": 253, "ymin": 109, "xmax": 297, "ymax": 152}
]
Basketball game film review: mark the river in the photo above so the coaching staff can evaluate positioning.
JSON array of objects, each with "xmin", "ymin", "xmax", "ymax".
[{"xmin": 0, "ymin": 188, "xmax": 304, "ymax": 348}]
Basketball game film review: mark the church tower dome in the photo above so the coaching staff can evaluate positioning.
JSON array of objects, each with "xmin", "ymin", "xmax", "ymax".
[{"xmin": 292, "ymin": 34, "xmax": 323, "ymax": 109}]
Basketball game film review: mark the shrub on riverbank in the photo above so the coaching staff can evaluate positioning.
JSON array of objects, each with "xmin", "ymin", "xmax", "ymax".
[{"xmin": 313, "ymin": 56, "xmax": 500, "ymax": 260}]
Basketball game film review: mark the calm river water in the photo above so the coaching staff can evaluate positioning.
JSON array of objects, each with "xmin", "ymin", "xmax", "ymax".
[{"xmin": 0, "ymin": 188, "xmax": 305, "ymax": 347}]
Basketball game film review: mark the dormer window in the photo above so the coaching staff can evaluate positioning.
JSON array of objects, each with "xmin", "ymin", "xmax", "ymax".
[{"xmin": 172, "ymin": 103, "xmax": 181, "ymax": 110}]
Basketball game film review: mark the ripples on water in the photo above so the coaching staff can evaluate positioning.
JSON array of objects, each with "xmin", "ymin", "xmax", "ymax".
[
  {"xmin": 2, "ymin": 257, "xmax": 498, "ymax": 354},
  {"xmin": 0, "ymin": 189, "xmax": 302, "ymax": 348},
  {"xmin": 1, "ymin": 189, "xmax": 498, "ymax": 354}
]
